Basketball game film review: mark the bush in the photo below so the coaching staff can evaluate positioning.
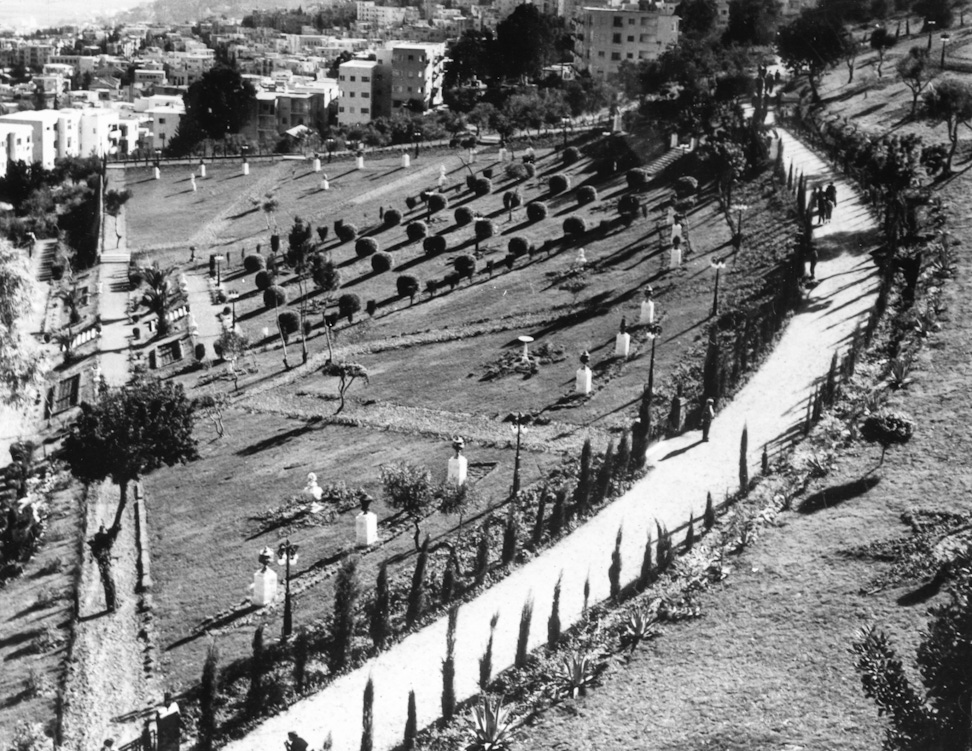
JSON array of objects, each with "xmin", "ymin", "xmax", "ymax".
[
  {"xmin": 503, "ymin": 189, "xmax": 522, "ymax": 212},
  {"xmin": 406, "ymin": 195, "xmax": 418, "ymax": 210},
  {"xmin": 366, "ymin": 299, "xmax": 377, "ymax": 316},
  {"xmin": 674, "ymin": 176, "xmax": 699, "ymax": 198},
  {"xmin": 482, "ymin": 167, "xmax": 494, "ymax": 179},
  {"xmin": 526, "ymin": 202, "xmax": 548, "ymax": 222},
  {"xmin": 338, "ymin": 293, "xmax": 361, "ymax": 322},
  {"xmin": 563, "ymin": 146, "xmax": 580, "ymax": 165},
  {"xmin": 619, "ymin": 193, "xmax": 640, "ymax": 218},
  {"xmin": 263, "ymin": 285, "xmax": 287, "ymax": 309},
  {"xmin": 577, "ymin": 185, "xmax": 597, "ymax": 205},
  {"xmin": 316, "ymin": 226, "xmax": 329, "ymax": 242},
  {"xmin": 195, "ymin": 342, "xmax": 206, "ymax": 361},
  {"xmin": 673, "ymin": 196, "xmax": 697, "ymax": 214},
  {"xmin": 626, "ymin": 168, "xmax": 650, "ymax": 190},
  {"xmin": 472, "ymin": 177, "xmax": 492, "ymax": 196},
  {"xmin": 508, "ymin": 236, "xmax": 529, "ymax": 258},
  {"xmin": 371, "ymin": 251, "xmax": 393, "ymax": 273},
  {"xmin": 506, "ymin": 162, "xmax": 529, "ymax": 181},
  {"xmin": 474, "ymin": 219, "xmax": 496, "ymax": 246},
  {"xmin": 549, "ymin": 174, "xmax": 570, "ymax": 194},
  {"xmin": 277, "ymin": 310, "xmax": 300, "ymax": 338},
  {"xmin": 335, "ymin": 222, "xmax": 358, "ymax": 243},
  {"xmin": 455, "ymin": 206, "xmax": 474, "ymax": 226},
  {"xmin": 397, "ymin": 274, "xmax": 420, "ymax": 301},
  {"xmin": 384, "ymin": 208, "xmax": 402, "ymax": 227},
  {"xmin": 128, "ymin": 268, "xmax": 144, "ymax": 288},
  {"xmin": 423, "ymin": 235, "xmax": 447, "ymax": 256},
  {"xmin": 254, "ymin": 270, "xmax": 273, "ymax": 290},
  {"xmin": 454, "ymin": 254, "xmax": 476, "ymax": 280},
  {"xmin": 428, "ymin": 193, "xmax": 448, "ymax": 214},
  {"xmin": 563, "ymin": 216, "xmax": 588, "ymax": 236},
  {"xmin": 407, "ymin": 221, "xmax": 428, "ymax": 242},
  {"xmin": 355, "ymin": 237, "xmax": 379, "ymax": 258},
  {"xmin": 243, "ymin": 254, "xmax": 265, "ymax": 273},
  {"xmin": 525, "ymin": 162, "xmax": 536, "ymax": 178}
]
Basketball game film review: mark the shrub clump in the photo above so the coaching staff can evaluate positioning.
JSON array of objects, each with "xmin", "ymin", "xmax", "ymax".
[
  {"xmin": 472, "ymin": 177, "xmax": 492, "ymax": 196},
  {"xmin": 338, "ymin": 293, "xmax": 361, "ymax": 322},
  {"xmin": 383, "ymin": 208, "xmax": 402, "ymax": 227},
  {"xmin": 407, "ymin": 221, "xmax": 429, "ymax": 242},
  {"xmin": 454, "ymin": 254, "xmax": 476, "ymax": 280},
  {"xmin": 618, "ymin": 193, "xmax": 641, "ymax": 220},
  {"xmin": 243, "ymin": 254, "xmax": 266, "ymax": 273},
  {"xmin": 254, "ymin": 269, "xmax": 273, "ymax": 291},
  {"xmin": 263, "ymin": 285, "xmax": 287, "ymax": 309},
  {"xmin": 371, "ymin": 251, "xmax": 393, "ymax": 273},
  {"xmin": 626, "ymin": 168, "xmax": 650, "ymax": 190},
  {"xmin": 454, "ymin": 206, "xmax": 474, "ymax": 226},
  {"xmin": 277, "ymin": 310, "xmax": 300, "ymax": 337},
  {"xmin": 526, "ymin": 202, "xmax": 548, "ymax": 222},
  {"xmin": 335, "ymin": 222, "xmax": 358, "ymax": 243},
  {"xmin": 563, "ymin": 216, "xmax": 588, "ymax": 236},
  {"xmin": 549, "ymin": 174, "xmax": 570, "ymax": 194},
  {"xmin": 428, "ymin": 193, "xmax": 448, "ymax": 214},
  {"xmin": 423, "ymin": 235, "xmax": 447, "ymax": 256},
  {"xmin": 563, "ymin": 146, "xmax": 580, "ymax": 165},
  {"xmin": 577, "ymin": 185, "xmax": 597, "ymax": 205},
  {"xmin": 674, "ymin": 176, "xmax": 699, "ymax": 198},
  {"xmin": 508, "ymin": 236, "xmax": 529, "ymax": 258},
  {"xmin": 355, "ymin": 237, "xmax": 379, "ymax": 258},
  {"xmin": 397, "ymin": 274, "xmax": 420, "ymax": 301}
]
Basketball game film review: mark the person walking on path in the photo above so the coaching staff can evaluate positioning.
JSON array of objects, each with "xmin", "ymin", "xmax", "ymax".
[
  {"xmin": 823, "ymin": 196, "xmax": 834, "ymax": 224},
  {"xmin": 825, "ymin": 181, "xmax": 837, "ymax": 208},
  {"xmin": 807, "ymin": 244, "xmax": 819, "ymax": 280},
  {"xmin": 284, "ymin": 732, "xmax": 308, "ymax": 751},
  {"xmin": 700, "ymin": 398, "xmax": 715, "ymax": 442}
]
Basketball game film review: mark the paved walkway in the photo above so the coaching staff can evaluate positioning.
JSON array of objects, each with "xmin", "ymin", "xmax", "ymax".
[
  {"xmin": 223, "ymin": 128, "xmax": 881, "ymax": 751},
  {"xmin": 98, "ymin": 173, "xmax": 133, "ymax": 387}
]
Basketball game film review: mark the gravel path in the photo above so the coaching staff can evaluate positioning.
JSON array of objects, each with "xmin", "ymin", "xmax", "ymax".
[{"xmin": 221, "ymin": 127, "xmax": 881, "ymax": 751}]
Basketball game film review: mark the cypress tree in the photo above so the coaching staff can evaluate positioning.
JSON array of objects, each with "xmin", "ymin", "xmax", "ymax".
[
  {"xmin": 825, "ymin": 350, "xmax": 838, "ymax": 406},
  {"xmin": 632, "ymin": 384, "xmax": 651, "ymax": 469},
  {"xmin": 613, "ymin": 432, "xmax": 631, "ymax": 489},
  {"xmin": 247, "ymin": 624, "xmax": 265, "ymax": 713},
  {"xmin": 474, "ymin": 525, "xmax": 490, "ymax": 585},
  {"xmin": 479, "ymin": 612, "xmax": 499, "ymax": 690},
  {"xmin": 685, "ymin": 513, "xmax": 696, "ymax": 549},
  {"xmin": 639, "ymin": 530, "xmax": 653, "ymax": 590},
  {"xmin": 549, "ymin": 486, "xmax": 566, "ymax": 537},
  {"xmin": 531, "ymin": 487, "xmax": 548, "ymax": 548},
  {"xmin": 293, "ymin": 626, "xmax": 310, "ymax": 693},
  {"xmin": 331, "ymin": 556, "xmax": 360, "ymax": 673},
  {"xmin": 739, "ymin": 425, "xmax": 749, "ymax": 493},
  {"xmin": 787, "ymin": 162, "xmax": 793, "ymax": 190},
  {"xmin": 199, "ymin": 640, "xmax": 220, "ymax": 751},
  {"xmin": 547, "ymin": 574, "xmax": 562, "ymax": 647},
  {"xmin": 593, "ymin": 441, "xmax": 615, "ymax": 506},
  {"xmin": 370, "ymin": 561, "xmax": 390, "ymax": 649},
  {"xmin": 515, "ymin": 598, "xmax": 533, "ymax": 669},
  {"xmin": 404, "ymin": 690, "xmax": 417, "ymax": 750},
  {"xmin": 441, "ymin": 606, "xmax": 458, "ymax": 721},
  {"xmin": 702, "ymin": 327, "xmax": 720, "ymax": 400},
  {"xmin": 656, "ymin": 521, "xmax": 673, "ymax": 572},
  {"xmin": 501, "ymin": 506, "xmax": 518, "ymax": 565},
  {"xmin": 761, "ymin": 446, "xmax": 769, "ymax": 475},
  {"xmin": 703, "ymin": 491, "xmax": 715, "ymax": 530},
  {"xmin": 608, "ymin": 525, "xmax": 623, "ymax": 600},
  {"xmin": 441, "ymin": 555, "xmax": 456, "ymax": 605},
  {"xmin": 361, "ymin": 676, "xmax": 374, "ymax": 751},
  {"xmin": 573, "ymin": 438, "xmax": 593, "ymax": 515},
  {"xmin": 406, "ymin": 536, "xmax": 429, "ymax": 627},
  {"xmin": 583, "ymin": 575, "xmax": 590, "ymax": 613},
  {"xmin": 812, "ymin": 385, "xmax": 823, "ymax": 421}
]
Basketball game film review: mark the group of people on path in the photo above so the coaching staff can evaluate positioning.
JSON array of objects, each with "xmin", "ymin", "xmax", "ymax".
[{"xmin": 811, "ymin": 182, "xmax": 838, "ymax": 225}]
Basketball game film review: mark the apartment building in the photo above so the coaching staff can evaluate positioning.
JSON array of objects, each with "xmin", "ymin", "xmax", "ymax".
[
  {"xmin": 576, "ymin": 3, "xmax": 680, "ymax": 80},
  {"xmin": 0, "ymin": 111, "xmax": 60, "ymax": 168},
  {"xmin": 0, "ymin": 122, "xmax": 34, "ymax": 173},
  {"xmin": 337, "ymin": 59, "xmax": 391, "ymax": 125},
  {"xmin": 355, "ymin": 2, "xmax": 408, "ymax": 27},
  {"xmin": 388, "ymin": 42, "xmax": 445, "ymax": 115}
]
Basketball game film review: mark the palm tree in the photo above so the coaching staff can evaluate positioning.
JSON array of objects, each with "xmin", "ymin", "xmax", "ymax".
[
  {"xmin": 140, "ymin": 285, "xmax": 172, "ymax": 337},
  {"xmin": 140, "ymin": 262, "xmax": 176, "ymax": 294},
  {"xmin": 58, "ymin": 284, "xmax": 85, "ymax": 325}
]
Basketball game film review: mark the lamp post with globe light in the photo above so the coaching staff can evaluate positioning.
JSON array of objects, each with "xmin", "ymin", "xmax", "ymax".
[
  {"xmin": 710, "ymin": 257, "xmax": 727, "ymax": 318},
  {"xmin": 277, "ymin": 539, "xmax": 299, "ymax": 638},
  {"xmin": 228, "ymin": 290, "xmax": 239, "ymax": 329}
]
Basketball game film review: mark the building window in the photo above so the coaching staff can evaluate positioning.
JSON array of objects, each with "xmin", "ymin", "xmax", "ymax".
[
  {"xmin": 361, "ymin": 107, "xmax": 369, "ymax": 113},
  {"xmin": 350, "ymin": 91, "xmax": 355, "ymax": 97},
  {"xmin": 627, "ymin": 35, "xmax": 634, "ymax": 41},
  {"xmin": 627, "ymin": 52, "xmax": 633, "ymax": 58},
  {"xmin": 350, "ymin": 75, "xmax": 356, "ymax": 81},
  {"xmin": 158, "ymin": 117, "xmax": 165, "ymax": 124},
  {"xmin": 597, "ymin": 51, "xmax": 605, "ymax": 58},
  {"xmin": 613, "ymin": 15, "xmax": 622, "ymax": 26},
  {"xmin": 362, "ymin": 75, "xmax": 370, "ymax": 82},
  {"xmin": 362, "ymin": 92, "xmax": 369, "ymax": 98},
  {"xmin": 628, "ymin": 17, "xmax": 635, "ymax": 24},
  {"xmin": 408, "ymin": 54, "xmax": 414, "ymax": 60},
  {"xmin": 611, "ymin": 52, "xmax": 621, "ymax": 60},
  {"xmin": 612, "ymin": 33, "xmax": 621, "ymax": 43},
  {"xmin": 339, "ymin": 106, "xmax": 345, "ymax": 112}
]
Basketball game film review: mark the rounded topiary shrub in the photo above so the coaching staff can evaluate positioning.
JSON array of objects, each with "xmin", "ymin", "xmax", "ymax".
[
  {"xmin": 563, "ymin": 216, "xmax": 587, "ymax": 236},
  {"xmin": 525, "ymin": 162, "xmax": 536, "ymax": 178},
  {"xmin": 335, "ymin": 223, "xmax": 358, "ymax": 243},
  {"xmin": 577, "ymin": 185, "xmax": 597, "ymax": 205},
  {"xmin": 549, "ymin": 174, "xmax": 570, "ymax": 195},
  {"xmin": 423, "ymin": 235, "xmax": 447, "ymax": 256},
  {"xmin": 674, "ymin": 196, "xmax": 697, "ymax": 214},
  {"xmin": 472, "ymin": 177, "xmax": 492, "ymax": 196},
  {"xmin": 194, "ymin": 342, "xmax": 206, "ymax": 361},
  {"xmin": 455, "ymin": 206, "xmax": 474, "ymax": 226},
  {"xmin": 454, "ymin": 254, "xmax": 476, "ymax": 280},
  {"xmin": 465, "ymin": 174, "xmax": 477, "ymax": 190},
  {"xmin": 263, "ymin": 285, "xmax": 287, "ymax": 309},
  {"xmin": 254, "ymin": 269, "xmax": 273, "ymax": 291},
  {"xmin": 355, "ymin": 237, "xmax": 379, "ymax": 258},
  {"xmin": 366, "ymin": 299, "xmax": 377, "ymax": 317},
  {"xmin": 338, "ymin": 292, "xmax": 361, "ymax": 323},
  {"xmin": 563, "ymin": 146, "xmax": 580, "ymax": 165},
  {"xmin": 384, "ymin": 208, "xmax": 402, "ymax": 227},
  {"xmin": 277, "ymin": 310, "xmax": 300, "ymax": 337},
  {"xmin": 405, "ymin": 195, "xmax": 418, "ymax": 210},
  {"xmin": 474, "ymin": 219, "xmax": 496, "ymax": 245},
  {"xmin": 483, "ymin": 167, "xmax": 494, "ymax": 179},
  {"xmin": 428, "ymin": 193, "xmax": 448, "ymax": 214},
  {"xmin": 396, "ymin": 274, "xmax": 420, "ymax": 301},
  {"xmin": 627, "ymin": 168, "xmax": 650, "ymax": 191},
  {"xmin": 619, "ymin": 194, "xmax": 641, "ymax": 220},
  {"xmin": 50, "ymin": 264, "xmax": 65, "ymax": 281},
  {"xmin": 674, "ymin": 176, "xmax": 699, "ymax": 198},
  {"xmin": 407, "ymin": 221, "xmax": 429, "ymax": 242},
  {"xmin": 526, "ymin": 202, "xmax": 548, "ymax": 222},
  {"xmin": 508, "ymin": 236, "xmax": 529, "ymax": 258},
  {"xmin": 371, "ymin": 251, "xmax": 393, "ymax": 273},
  {"xmin": 243, "ymin": 254, "xmax": 266, "ymax": 273},
  {"xmin": 503, "ymin": 189, "xmax": 522, "ymax": 211}
]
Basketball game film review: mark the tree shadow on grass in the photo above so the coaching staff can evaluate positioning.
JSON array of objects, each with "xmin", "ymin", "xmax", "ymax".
[
  {"xmin": 797, "ymin": 475, "xmax": 881, "ymax": 514},
  {"xmin": 236, "ymin": 421, "xmax": 321, "ymax": 457}
]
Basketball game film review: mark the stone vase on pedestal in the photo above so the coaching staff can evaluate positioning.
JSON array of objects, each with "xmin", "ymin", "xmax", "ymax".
[
  {"xmin": 447, "ymin": 454, "xmax": 467, "ymax": 486},
  {"xmin": 615, "ymin": 332, "xmax": 631, "ymax": 358},
  {"xmin": 154, "ymin": 167, "xmax": 160, "ymax": 180},
  {"xmin": 313, "ymin": 158, "xmax": 321, "ymax": 172},
  {"xmin": 639, "ymin": 300, "xmax": 655, "ymax": 325},
  {"xmin": 242, "ymin": 162, "xmax": 250, "ymax": 176},
  {"xmin": 199, "ymin": 163, "xmax": 206, "ymax": 178},
  {"xmin": 356, "ymin": 155, "xmax": 365, "ymax": 170},
  {"xmin": 355, "ymin": 511, "xmax": 378, "ymax": 546},
  {"xmin": 575, "ymin": 366, "xmax": 592, "ymax": 394},
  {"xmin": 252, "ymin": 567, "xmax": 278, "ymax": 606},
  {"xmin": 402, "ymin": 153, "xmax": 410, "ymax": 168}
]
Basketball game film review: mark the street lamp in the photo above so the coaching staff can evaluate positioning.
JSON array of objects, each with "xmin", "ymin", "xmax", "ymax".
[
  {"xmin": 927, "ymin": 19, "xmax": 936, "ymax": 51},
  {"xmin": 228, "ymin": 289, "xmax": 238, "ymax": 328},
  {"xmin": 730, "ymin": 204, "xmax": 749, "ymax": 254},
  {"xmin": 508, "ymin": 412, "xmax": 531, "ymax": 498},
  {"xmin": 644, "ymin": 323, "xmax": 661, "ymax": 397},
  {"xmin": 276, "ymin": 538, "xmax": 299, "ymax": 638},
  {"xmin": 561, "ymin": 117, "xmax": 570, "ymax": 150},
  {"xmin": 710, "ymin": 257, "xmax": 727, "ymax": 318},
  {"xmin": 213, "ymin": 254, "xmax": 224, "ymax": 287},
  {"xmin": 326, "ymin": 138, "xmax": 335, "ymax": 163},
  {"xmin": 413, "ymin": 130, "xmax": 422, "ymax": 159},
  {"xmin": 941, "ymin": 32, "xmax": 950, "ymax": 69}
]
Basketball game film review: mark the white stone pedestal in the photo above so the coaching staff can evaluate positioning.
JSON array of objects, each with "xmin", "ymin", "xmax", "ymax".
[
  {"xmin": 356, "ymin": 155, "xmax": 365, "ymax": 170},
  {"xmin": 499, "ymin": 148, "xmax": 508, "ymax": 162},
  {"xmin": 199, "ymin": 164, "xmax": 206, "ymax": 178},
  {"xmin": 356, "ymin": 511, "xmax": 378, "ymax": 546},
  {"xmin": 640, "ymin": 300, "xmax": 655, "ymax": 325},
  {"xmin": 575, "ymin": 366, "xmax": 592, "ymax": 395},
  {"xmin": 402, "ymin": 153, "xmax": 410, "ymax": 168},
  {"xmin": 447, "ymin": 455, "xmax": 467, "ymax": 486},
  {"xmin": 669, "ymin": 132, "xmax": 678, "ymax": 148},
  {"xmin": 615, "ymin": 332, "xmax": 631, "ymax": 358},
  {"xmin": 321, "ymin": 178, "xmax": 330, "ymax": 191},
  {"xmin": 671, "ymin": 222, "xmax": 683, "ymax": 244},
  {"xmin": 252, "ymin": 568, "xmax": 278, "ymax": 606},
  {"xmin": 154, "ymin": 167, "xmax": 160, "ymax": 180},
  {"xmin": 670, "ymin": 244, "xmax": 682, "ymax": 269},
  {"xmin": 242, "ymin": 163, "xmax": 250, "ymax": 176},
  {"xmin": 313, "ymin": 158, "xmax": 321, "ymax": 172},
  {"xmin": 190, "ymin": 177, "xmax": 197, "ymax": 192}
]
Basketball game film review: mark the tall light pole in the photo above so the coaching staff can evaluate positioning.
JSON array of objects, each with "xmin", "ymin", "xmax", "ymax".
[
  {"xmin": 509, "ymin": 412, "xmax": 530, "ymax": 498},
  {"xmin": 413, "ymin": 130, "xmax": 422, "ymax": 159},
  {"xmin": 927, "ymin": 19, "xmax": 936, "ymax": 51},
  {"xmin": 214, "ymin": 254, "xmax": 224, "ymax": 288},
  {"xmin": 228, "ymin": 289, "xmax": 238, "ymax": 329},
  {"xmin": 561, "ymin": 117, "xmax": 570, "ymax": 150},
  {"xmin": 730, "ymin": 204, "xmax": 749, "ymax": 255},
  {"xmin": 276, "ymin": 539, "xmax": 299, "ymax": 638},
  {"xmin": 710, "ymin": 257, "xmax": 727, "ymax": 318},
  {"xmin": 645, "ymin": 324, "xmax": 661, "ymax": 401},
  {"xmin": 941, "ymin": 32, "xmax": 950, "ymax": 69}
]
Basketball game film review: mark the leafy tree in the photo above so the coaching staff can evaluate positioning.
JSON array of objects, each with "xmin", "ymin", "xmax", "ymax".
[
  {"xmin": 723, "ymin": 0, "xmax": 780, "ymax": 45},
  {"xmin": 898, "ymin": 47, "xmax": 933, "ymax": 116},
  {"xmin": 923, "ymin": 77, "xmax": 972, "ymax": 172},
  {"xmin": 913, "ymin": 0, "xmax": 954, "ymax": 29},
  {"xmin": 215, "ymin": 329, "xmax": 249, "ymax": 391},
  {"xmin": 320, "ymin": 360, "xmax": 369, "ymax": 413},
  {"xmin": 103, "ymin": 188, "xmax": 132, "ymax": 248},
  {"xmin": 777, "ymin": 8, "xmax": 852, "ymax": 100},
  {"xmin": 842, "ymin": 34, "xmax": 861, "ymax": 84},
  {"xmin": 138, "ymin": 265, "xmax": 177, "ymax": 337},
  {"xmin": 676, "ymin": 0, "xmax": 719, "ymax": 39},
  {"xmin": 381, "ymin": 462, "xmax": 435, "ymax": 547},
  {"xmin": 496, "ymin": 4, "xmax": 563, "ymax": 81},
  {"xmin": 311, "ymin": 254, "xmax": 341, "ymax": 358},
  {"xmin": 180, "ymin": 65, "xmax": 257, "ymax": 146},
  {"xmin": 871, "ymin": 27, "xmax": 896, "ymax": 77},
  {"xmin": 443, "ymin": 29, "xmax": 497, "ymax": 88}
]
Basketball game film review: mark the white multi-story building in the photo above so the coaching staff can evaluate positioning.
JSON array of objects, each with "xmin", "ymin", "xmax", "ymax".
[
  {"xmin": 337, "ymin": 59, "xmax": 391, "ymax": 124},
  {"xmin": 356, "ymin": 1, "xmax": 408, "ymax": 26},
  {"xmin": 388, "ymin": 42, "xmax": 445, "ymax": 114},
  {"xmin": 56, "ymin": 109, "xmax": 82, "ymax": 160},
  {"xmin": 78, "ymin": 109, "xmax": 121, "ymax": 158},
  {"xmin": 0, "ymin": 122, "xmax": 34, "ymax": 173},
  {"xmin": 576, "ymin": 3, "xmax": 680, "ymax": 80},
  {"xmin": 0, "ymin": 111, "xmax": 60, "ymax": 169}
]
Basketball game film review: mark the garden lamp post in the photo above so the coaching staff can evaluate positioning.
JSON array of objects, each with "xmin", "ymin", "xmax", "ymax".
[
  {"xmin": 710, "ymin": 257, "xmax": 727, "ymax": 318},
  {"xmin": 154, "ymin": 148, "xmax": 161, "ymax": 169},
  {"xmin": 509, "ymin": 412, "xmax": 530, "ymax": 498},
  {"xmin": 645, "ymin": 324, "xmax": 661, "ymax": 400},
  {"xmin": 228, "ymin": 289, "xmax": 238, "ymax": 328},
  {"xmin": 413, "ymin": 130, "xmax": 422, "ymax": 159},
  {"xmin": 561, "ymin": 117, "xmax": 570, "ymax": 150},
  {"xmin": 277, "ymin": 539, "xmax": 299, "ymax": 638},
  {"xmin": 927, "ymin": 19, "xmax": 936, "ymax": 51},
  {"xmin": 730, "ymin": 204, "xmax": 749, "ymax": 254},
  {"xmin": 941, "ymin": 32, "xmax": 950, "ymax": 68},
  {"xmin": 326, "ymin": 138, "xmax": 335, "ymax": 163},
  {"xmin": 214, "ymin": 254, "xmax": 224, "ymax": 288}
]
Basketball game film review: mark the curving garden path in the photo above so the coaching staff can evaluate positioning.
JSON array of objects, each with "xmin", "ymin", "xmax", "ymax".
[{"xmin": 221, "ymin": 128, "xmax": 881, "ymax": 751}]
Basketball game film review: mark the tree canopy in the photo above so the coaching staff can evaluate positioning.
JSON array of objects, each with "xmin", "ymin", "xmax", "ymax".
[
  {"xmin": 180, "ymin": 65, "xmax": 257, "ymax": 143},
  {"xmin": 777, "ymin": 8, "xmax": 851, "ymax": 99},
  {"xmin": 723, "ymin": 0, "xmax": 780, "ymax": 46},
  {"xmin": 495, "ymin": 5, "xmax": 566, "ymax": 81},
  {"xmin": 0, "ymin": 240, "xmax": 46, "ymax": 406},
  {"xmin": 923, "ymin": 77, "xmax": 972, "ymax": 172}
]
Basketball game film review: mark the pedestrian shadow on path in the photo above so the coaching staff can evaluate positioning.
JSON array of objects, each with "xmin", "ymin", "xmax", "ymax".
[{"xmin": 658, "ymin": 438, "xmax": 705, "ymax": 461}]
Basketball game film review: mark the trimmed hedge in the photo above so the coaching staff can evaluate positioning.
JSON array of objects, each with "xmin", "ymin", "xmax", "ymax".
[
  {"xmin": 278, "ymin": 310, "xmax": 300, "ymax": 337},
  {"xmin": 472, "ymin": 177, "xmax": 492, "ymax": 196},
  {"xmin": 243, "ymin": 254, "xmax": 266, "ymax": 273},
  {"xmin": 254, "ymin": 270, "xmax": 273, "ymax": 291},
  {"xmin": 384, "ymin": 209, "xmax": 402, "ymax": 227},
  {"xmin": 482, "ymin": 167, "xmax": 494, "ymax": 179},
  {"xmin": 563, "ymin": 146, "xmax": 580, "ymax": 165},
  {"xmin": 355, "ymin": 237, "xmax": 379, "ymax": 258},
  {"xmin": 577, "ymin": 185, "xmax": 597, "ymax": 205},
  {"xmin": 338, "ymin": 293, "xmax": 361, "ymax": 322},
  {"xmin": 428, "ymin": 193, "xmax": 448, "ymax": 213},
  {"xmin": 525, "ymin": 162, "xmax": 536, "ymax": 178},
  {"xmin": 508, "ymin": 236, "xmax": 529, "ymax": 258},
  {"xmin": 407, "ymin": 221, "xmax": 429, "ymax": 242},
  {"xmin": 563, "ymin": 216, "xmax": 588, "ymax": 236},
  {"xmin": 335, "ymin": 223, "xmax": 358, "ymax": 243},
  {"xmin": 474, "ymin": 219, "xmax": 496, "ymax": 243},
  {"xmin": 396, "ymin": 274, "xmax": 420, "ymax": 300},
  {"xmin": 619, "ymin": 194, "xmax": 641, "ymax": 219},
  {"xmin": 503, "ymin": 189, "xmax": 522, "ymax": 211},
  {"xmin": 263, "ymin": 285, "xmax": 287, "ymax": 309},
  {"xmin": 371, "ymin": 251, "xmax": 393, "ymax": 273},
  {"xmin": 526, "ymin": 202, "xmax": 548, "ymax": 222},
  {"xmin": 674, "ymin": 176, "xmax": 699, "ymax": 198},
  {"xmin": 455, "ymin": 206, "xmax": 474, "ymax": 226},
  {"xmin": 423, "ymin": 235, "xmax": 447, "ymax": 256},
  {"xmin": 549, "ymin": 174, "xmax": 570, "ymax": 194},
  {"xmin": 454, "ymin": 254, "xmax": 476, "ymax": 280},
  {"xmin": 626, "ymin": 168, "xmax": 650, "ymax": 190}
]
